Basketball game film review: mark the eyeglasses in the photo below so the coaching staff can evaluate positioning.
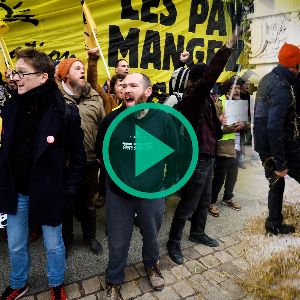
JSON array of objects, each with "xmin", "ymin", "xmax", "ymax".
[{"xmin": 10, "ymin": 71, "xmax": 40, "ymax": 80}]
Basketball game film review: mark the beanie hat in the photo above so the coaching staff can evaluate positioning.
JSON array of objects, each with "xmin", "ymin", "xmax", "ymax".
[
  {"xmin": 56, "ymin": 58, "xmax": 83, "ymax": 81},
  {"xmin": 170, "ymin": 67, "xmax": 190, "ymax": 93},
  {"xmin": 278, "ymin": 43, "xmax": 300, "ymax": 68}
]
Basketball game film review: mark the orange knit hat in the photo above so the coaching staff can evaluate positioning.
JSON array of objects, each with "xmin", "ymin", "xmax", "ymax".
[
  {"xmin": 278, "ymin": 43, "xmax": 300, "ymax": 68},
  {"xmin": 56, "ymin": 58, "xmax": 83, "ymax": 81}
]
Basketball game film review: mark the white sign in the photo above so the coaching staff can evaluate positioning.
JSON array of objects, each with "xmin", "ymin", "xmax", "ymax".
[
  {"xmin": 0, "ymin": 213, "xmax": 7, "ymax": 228},
  {"xmin": 224, "ymin": 100, "xmax": 249, "ymax": 125}
]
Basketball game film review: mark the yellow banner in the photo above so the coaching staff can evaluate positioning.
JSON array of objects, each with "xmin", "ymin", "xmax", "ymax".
[{"xmin": 0, "ymin": 0, "xmax": 243, "ymax": 93}]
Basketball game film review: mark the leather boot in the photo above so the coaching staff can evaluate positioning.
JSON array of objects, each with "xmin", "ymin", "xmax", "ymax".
[{"xmin": 82, "ymin": 208, "xmax": 103, "ymax": 254}]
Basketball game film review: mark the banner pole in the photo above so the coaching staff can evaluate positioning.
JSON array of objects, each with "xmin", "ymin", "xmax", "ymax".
[
  {"xmin": 0, "ymin": 37, "xmax": 9, "ymax": 68},
  {"xmin": 228, "ymin": 63, "xmax": 242, "ymax": 100},
  {"xmin": 92, "ymin": 30, "xmax": 111, "ymax": 79},
  {"xmin": 0, "ymin": 36, "xmax": 13, "ymax": 68}
]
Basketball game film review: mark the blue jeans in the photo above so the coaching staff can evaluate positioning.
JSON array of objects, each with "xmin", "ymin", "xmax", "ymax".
[
  {"xmin": 7, "ymin": 194, "xmax": 66, "ymax": 288},
  {"xmin": 105, "ymin": 186, "xmax": 165, "ymax": 285}
]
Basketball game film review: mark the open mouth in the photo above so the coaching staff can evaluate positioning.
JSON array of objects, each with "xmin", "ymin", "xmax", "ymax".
[
  {"xmin": 125, "ymin": 97, "xmax": 134, "ymax": 103},
  {"xmin": 80, "ymin": 76, "xmax": 85, "ymax": 80}
]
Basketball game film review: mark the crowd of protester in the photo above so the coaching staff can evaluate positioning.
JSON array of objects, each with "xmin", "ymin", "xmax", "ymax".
[{"xmin": 0, "ymin": 32, "xmax": 300, "ymax": 300}]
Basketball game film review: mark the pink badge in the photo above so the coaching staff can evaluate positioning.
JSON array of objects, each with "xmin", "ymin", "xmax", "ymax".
[{"xmin": 47, "ymin": 136, "xmax": 55, "ymax": 144}]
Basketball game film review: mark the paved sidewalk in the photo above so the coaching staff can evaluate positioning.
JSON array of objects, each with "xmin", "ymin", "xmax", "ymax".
[
  {"xmin": 1, "ymin": 147, "xmax": 270, "ymax": 299},
  {"xmin": 24, "ymin": 230, "xmax": 250, "ymax": 300}
]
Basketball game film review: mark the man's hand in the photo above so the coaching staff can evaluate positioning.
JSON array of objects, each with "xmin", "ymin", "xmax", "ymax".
[
  {"xmin": 275, "ymin": 169, "xmax": 288, "ymax": 177},
  {"xmin": 232, "ymin": 121, "xmax": 245, "ymax": 131},
  {"xmin": 180, "ymin": 51, "xmax": 190, "ymax": 63},
  {"xmin": 87, "ymin": 47, "xmax": 100, "ymax": 57}
]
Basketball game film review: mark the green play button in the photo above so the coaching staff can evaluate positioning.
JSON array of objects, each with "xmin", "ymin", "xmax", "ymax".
[
  {"xmin": 135, "ymin": 125, "xmax": 175, "ymax": 177},
  {"xmin": 103, "ymin": 103, "xmax": 198, "ymax": 199}
]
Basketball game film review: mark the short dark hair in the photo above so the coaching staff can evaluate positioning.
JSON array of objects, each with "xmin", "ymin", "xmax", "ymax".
[
  {"xmin": 115, "ymin": 58, "xmax": 128, "ymax": 68},
  {"xmin": 110, "ymin": 74, "xmax": 126, "ymax": 94},
  {"xmin": 222, "ymin": 77, "xmax": 241, "ymax": 94},
  {"xmin": 141, "ymin": 73, "xmax": 151, "ymax": 89},
  {"xmin": 15, "ymin": 48, "xmax": 55, "ymax": 84}
]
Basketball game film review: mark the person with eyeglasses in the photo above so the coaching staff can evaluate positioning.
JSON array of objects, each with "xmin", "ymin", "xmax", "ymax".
[{"xmin": 0, "ymin": 49, "xmax": 86, "ymax": 300}]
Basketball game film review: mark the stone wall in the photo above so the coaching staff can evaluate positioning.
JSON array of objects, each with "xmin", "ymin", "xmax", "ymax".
[{"xmin": 247, "ymin": 0, "xmax": 300, "ymax": 84}]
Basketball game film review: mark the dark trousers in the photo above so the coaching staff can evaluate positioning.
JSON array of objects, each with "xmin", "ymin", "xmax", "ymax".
[
  {"xmin": 261, "ymin": 155, "xmax": 300, "ymax": 225},
  {"xmin": 169, "ymin": 157, "xmax": 214, "ymax": 245},
  {"xmin": 63, "ymin": 161, "xmax": 99, "ymax": 242},
  {"xmin": 211, "ymin": 156, "xmax": 239, "ymax": 204},
  {"xmin": 105, "ymin": 186, "xmax": 165, "ymax": 285}
]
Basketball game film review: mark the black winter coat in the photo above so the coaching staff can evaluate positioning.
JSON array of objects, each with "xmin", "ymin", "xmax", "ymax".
[
  {"xmin": 0, "ymin": 84, "xmax": 86, "ymax": 226},
  {"xmin": 254, "ymin": 65, "xmax": 300, "ymax": 171}
]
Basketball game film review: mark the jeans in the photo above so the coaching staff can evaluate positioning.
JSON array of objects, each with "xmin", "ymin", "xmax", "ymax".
[
  {"xmin": 260, "ymin": 155, "xmax": 300, "ymax": 225},
  {"xmin": 211, "ymin": 156, "xmax": 239, "ymax": 203},
  {"xmin": 105, "ymin": 186, "xmax": 165, "ymax": 285},
  {"xmin": 7, "ymin": 194, "xmax": 65, "ymax": 288},
  {"xmin": 169, "ymin": 156, "xmax": 214, "ymax": 244}
]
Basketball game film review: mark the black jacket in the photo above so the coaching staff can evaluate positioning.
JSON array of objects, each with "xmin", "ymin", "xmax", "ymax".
[
  {"xmin": 254, "ymin": 65, "xmax": 300, "ymax": 171},
  {"xmin": 0, "ymin": 83, "xmax": 86, "ymax": 226}
]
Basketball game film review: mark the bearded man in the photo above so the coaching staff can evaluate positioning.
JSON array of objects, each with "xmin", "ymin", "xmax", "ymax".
[
  {"xmin": 96, "ymin": 73, "xmax": 179, "ymax": 299},
  {"xmin": 57, "ymin": 58, "xmax": 106, "ymax": 254}
]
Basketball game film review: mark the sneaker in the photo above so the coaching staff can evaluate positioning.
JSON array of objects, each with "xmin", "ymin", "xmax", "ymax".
[
  {"xmin": 222, "ymin": 199, "xmax": 241, "ymax": 210},
  {"xmin": 265, "ymin": 223, "xmax": 295, "ymax": 235},
  {"xmin": 50, "ymin": 285, "xmax": 67, "ymax": 300},
  {"xmin": 1, "ymin": 284, "xmax": 29, "ymax": 300},
  {"xmin": 100, "ymin": 284, "xmax": 121, "ymax": 300},
  {"xmin": 208, "ymin": 204, "xmax": 219, "ymax": 217},
  {"xmin": 167, "ymin": 241, "xmax": 184, "ymax": 265},
  {"xmin": 145, "ymin": 264, "xmax": 165, "ymax": 291},
  {"xmin": 189, "ymin": 234, "xmax": 219, "ymax": 247}
]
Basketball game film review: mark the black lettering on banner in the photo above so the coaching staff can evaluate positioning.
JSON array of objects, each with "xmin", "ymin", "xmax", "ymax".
[
  {"xmin": 160, "ymin": 0, "xmax": 177, "ymax": 26},
  {"xmin": 140, "ymin": 30, "xmax": 161, "ymax": 70},
  {"xmin": 121, "ymin": 0, "xmax": 139, "ymax": 20},
  {"xmin": 226, "ymin": 1, "xmax": 243, "ymax": 29},
  {"xmin": 108, "ymin": 25, "xmax": 140, "ymax": 68},
  {"xmin": 187, "ymin": 38, "xmax": 205, "ymax": 63},
  {"xmin": 206, "ymin": 40, "xmax": 223, "ymax": 64},
  {"xmin": 0, "ymin": 0, "xmax": 39, "ymax": 26},
  {"xmin": 206, "ymin": 0, "xmax": 226, "ymax": 36},
  {"xmin": 226, "ymin": 2, "xmax": 236, "ymax": 30},
  {"xmin": 141, "ymin": 0, "xmax": 159, "ymax": 23},
  {"xmin": 225, "ymin": 39, "xmax": 244, "ymax": 71},
  {"xmin": 10, "ymin": 48, "xmax": 22, "ymax": 59},
  {"xmin": 162, "ymin": 33, "xmax": 184, "ymax": 70},
  {"xmin": 48, "ymin": 51, "xmax": 75, "ymax": 61},
  {"xmin": 188, "ymin": 0, "xmax": 209, "ymax": 33},
  {"xmin": 23, "ymin": 41, "xmax": 44, "ymax": 48}
]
